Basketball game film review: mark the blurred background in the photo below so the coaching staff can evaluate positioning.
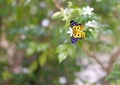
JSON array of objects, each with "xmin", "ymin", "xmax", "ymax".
[{"xmin": 0, "ymin": 0, "xmax": 120, "ymax": 85}]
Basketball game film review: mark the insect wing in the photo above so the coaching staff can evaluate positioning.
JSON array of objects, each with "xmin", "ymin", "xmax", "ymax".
[
  {"xmin": 70, "ymin": 20, "xmax": 77, "ymax": 27},
  {"xmin": 78, "ymin": 24, "xmax": 84, "ymax": 31},
  {"xmin": 71, "ymin": 37, "xmax": 78, "ymax": 44}
]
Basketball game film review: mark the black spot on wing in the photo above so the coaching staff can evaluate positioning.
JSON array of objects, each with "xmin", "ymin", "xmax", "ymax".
[{"xmin": 78, "ymin": 24, "xmax": 82, "ymax": 26}]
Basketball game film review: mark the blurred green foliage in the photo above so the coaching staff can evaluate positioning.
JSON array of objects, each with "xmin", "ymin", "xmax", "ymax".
[{"xmin": 0, "ymin": 0, "xmax": 120, "ymax": 85}]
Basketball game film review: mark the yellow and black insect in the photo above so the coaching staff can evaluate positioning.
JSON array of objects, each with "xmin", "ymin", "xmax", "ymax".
[{"xmin": 70, "ymin": 20, "xmax": 85, "ymax": 43}]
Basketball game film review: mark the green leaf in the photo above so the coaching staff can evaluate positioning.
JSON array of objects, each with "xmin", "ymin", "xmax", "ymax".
[
  {"xmin": 58, "ymin": 52, "xmax": 68, "ymax": 63},
  {"xmin": 68, "ymin": 1, "xmax": 73, "ymax": 7},
  {"xmin": 24, "ymin": 0, "xmax": 31, "ymax": 6},
  {"xmin": 18, "ymin": 42, "xmax": 26, "ymax": 49},
  {"xmin": 116, "ymin": 79, "xmax": 120, "ymax": 85},
  {"xmin": 29, "ymin": 42, "xmax": 37, "ymax": 47},
  {"xmin": 2, "ymin": 71, "xmax": 13, "ymax": 80},
  {"xmin": 85, "ymin": 30, "xmax": 93, "ymax": 40},
  {"xmin": 36, "ymin": 43, "xmax": 49, "ymax": 52},
  {"xmin": 39, "ymin": 53, "xmax": 47, "ymax": 66},
  {"xmin": 67, "ymin": 45, "xmax": 75, "ymax": 57},
  {"xmin": 51, "ymin": 12, "xmax": 62, "ymax": 19},
  {"xmin": 56, "ymin": 44, "xmax": 68, "ymax": 53},
  {"xmin": 26, "ymin": 42, "xmax": 36, "ymax": 56},
  {"xmin": 76, "ymin": 16, "xmax": 86, "ymax": 24},
  {"xmin": 26, "ymin": 47, "xmax": 35, "ymax": 56},
  {"xmin": 76, "ymin": 40, "xmax": 82, "ymax": 49},
  {"xmin": 110, "ymin": 79, "xmax": 120, "ymax": 85},
  {"xmin": 106, "ymin": 75, "xmax": 114, "ymax": 80},
  {"xmin": 6, "ymin": 0, "xmax": 13, "ymax": 4},
  {"xmin": 91, "ymin": 30, "xmax": 98, "ymax": 39},
  {"xmin": 29, "ymin": 61, "xmax": 38, "ymax": 73}
]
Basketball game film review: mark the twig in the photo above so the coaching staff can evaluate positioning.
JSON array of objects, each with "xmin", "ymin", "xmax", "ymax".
[
  {"xmin": 52, "ymin": 0, "xmax": 62, "ymax": 10},
  {"xmin": 82, "ymin": 46, "xmax": 106, "ymax": 71},
  {"xmin": 106, "ymin": 47, "xmax": 120, "ymax": 74}
]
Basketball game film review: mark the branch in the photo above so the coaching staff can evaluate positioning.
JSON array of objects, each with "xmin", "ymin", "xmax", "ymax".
[
  {"xmin": 82, "ymin": 46, "xmax": 106, "ymax": 71},
  {"xmin": 106, "ymin": 47, "xmax": 120, "ymax": 74},
  {"xmin": 52, "ymin": 0, "xmax": 62, "ymax": 10}
]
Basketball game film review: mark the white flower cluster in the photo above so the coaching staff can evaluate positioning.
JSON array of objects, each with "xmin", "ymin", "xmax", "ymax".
[
  {"xmin": 85, "ymin": 20, "xmax": 98, "ymax": 29},
  {"xmin": 62, "ymin": 8, "xmax": 74, "ymax": 21},
  {"xmin": 67, "ymin": 6, "xmax": 98, "ymax": 37},
  {"xmin": 81, "ymin": 6, "xmax": 99, "ymax": 29},
  {"xmin": 61, "ymin": 5, "xmax": 95, "ymax": 23}
]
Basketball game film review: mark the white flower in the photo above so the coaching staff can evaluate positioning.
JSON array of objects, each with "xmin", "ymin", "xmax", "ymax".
[
  {"xmin": 59, "ymin": 76, "xmax": 67, "ymax": 85},
  {"xmin": 59, "ymin": 29, "xmax": 63, "ymax": 33},
  {"xmin": 62, "ymin": 8, "xmax": 74, "ymax": 21},
  {"xmin": 67, "ymin": 27, "xmax": 73, "ymax": 37},
  {"xmin": 69, "ymin": 8, "xmax": 74, "ymax": 13},
  {"xmin": 41, "ymin": 18, "xmax": 50, "ymax": 27},
  {"xmin": 22, "ymin": 68, "xmax": 29, "ymax": 74},
  {"xmin": 30, "ymin": 6, "xmax": 38, "ymax": 15},
  {"xmin": 85, "ymin": 20, "xmax": 98, "ymax": 28},
  {"xmin": 63, "ymin": 8, "xmax": 69, "ymax": 15},
  {"xmin": 63, "ymin": 8, "xmax": 73, "ymax": 16},
  {"xmin": 62, "ymin": 8, "xmax": 71, "ymax": 21},
  {"xmin": 82, "ymin": 6, "xmax": 94, "ymax": 16},
  {"xmin": 20, "ymin": 34, "xmax": 26, "ymax": 40},
  {"xmin": 39, "ymin": 1, "xmax": 46, "ymax": 8},
  {"xmin": 24, "ymin": 26, "xmax": 29, "ymax": 31}
]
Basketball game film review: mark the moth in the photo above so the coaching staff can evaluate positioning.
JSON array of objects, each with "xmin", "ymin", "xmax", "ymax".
[{"xmin": 70, "ymin": 20, "xmax": 85, "ymax": 44}]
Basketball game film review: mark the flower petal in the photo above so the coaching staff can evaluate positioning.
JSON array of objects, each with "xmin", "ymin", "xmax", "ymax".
[{"xmin": 81, "ymin": 6, "xmax": 94, "ymax": 16}]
